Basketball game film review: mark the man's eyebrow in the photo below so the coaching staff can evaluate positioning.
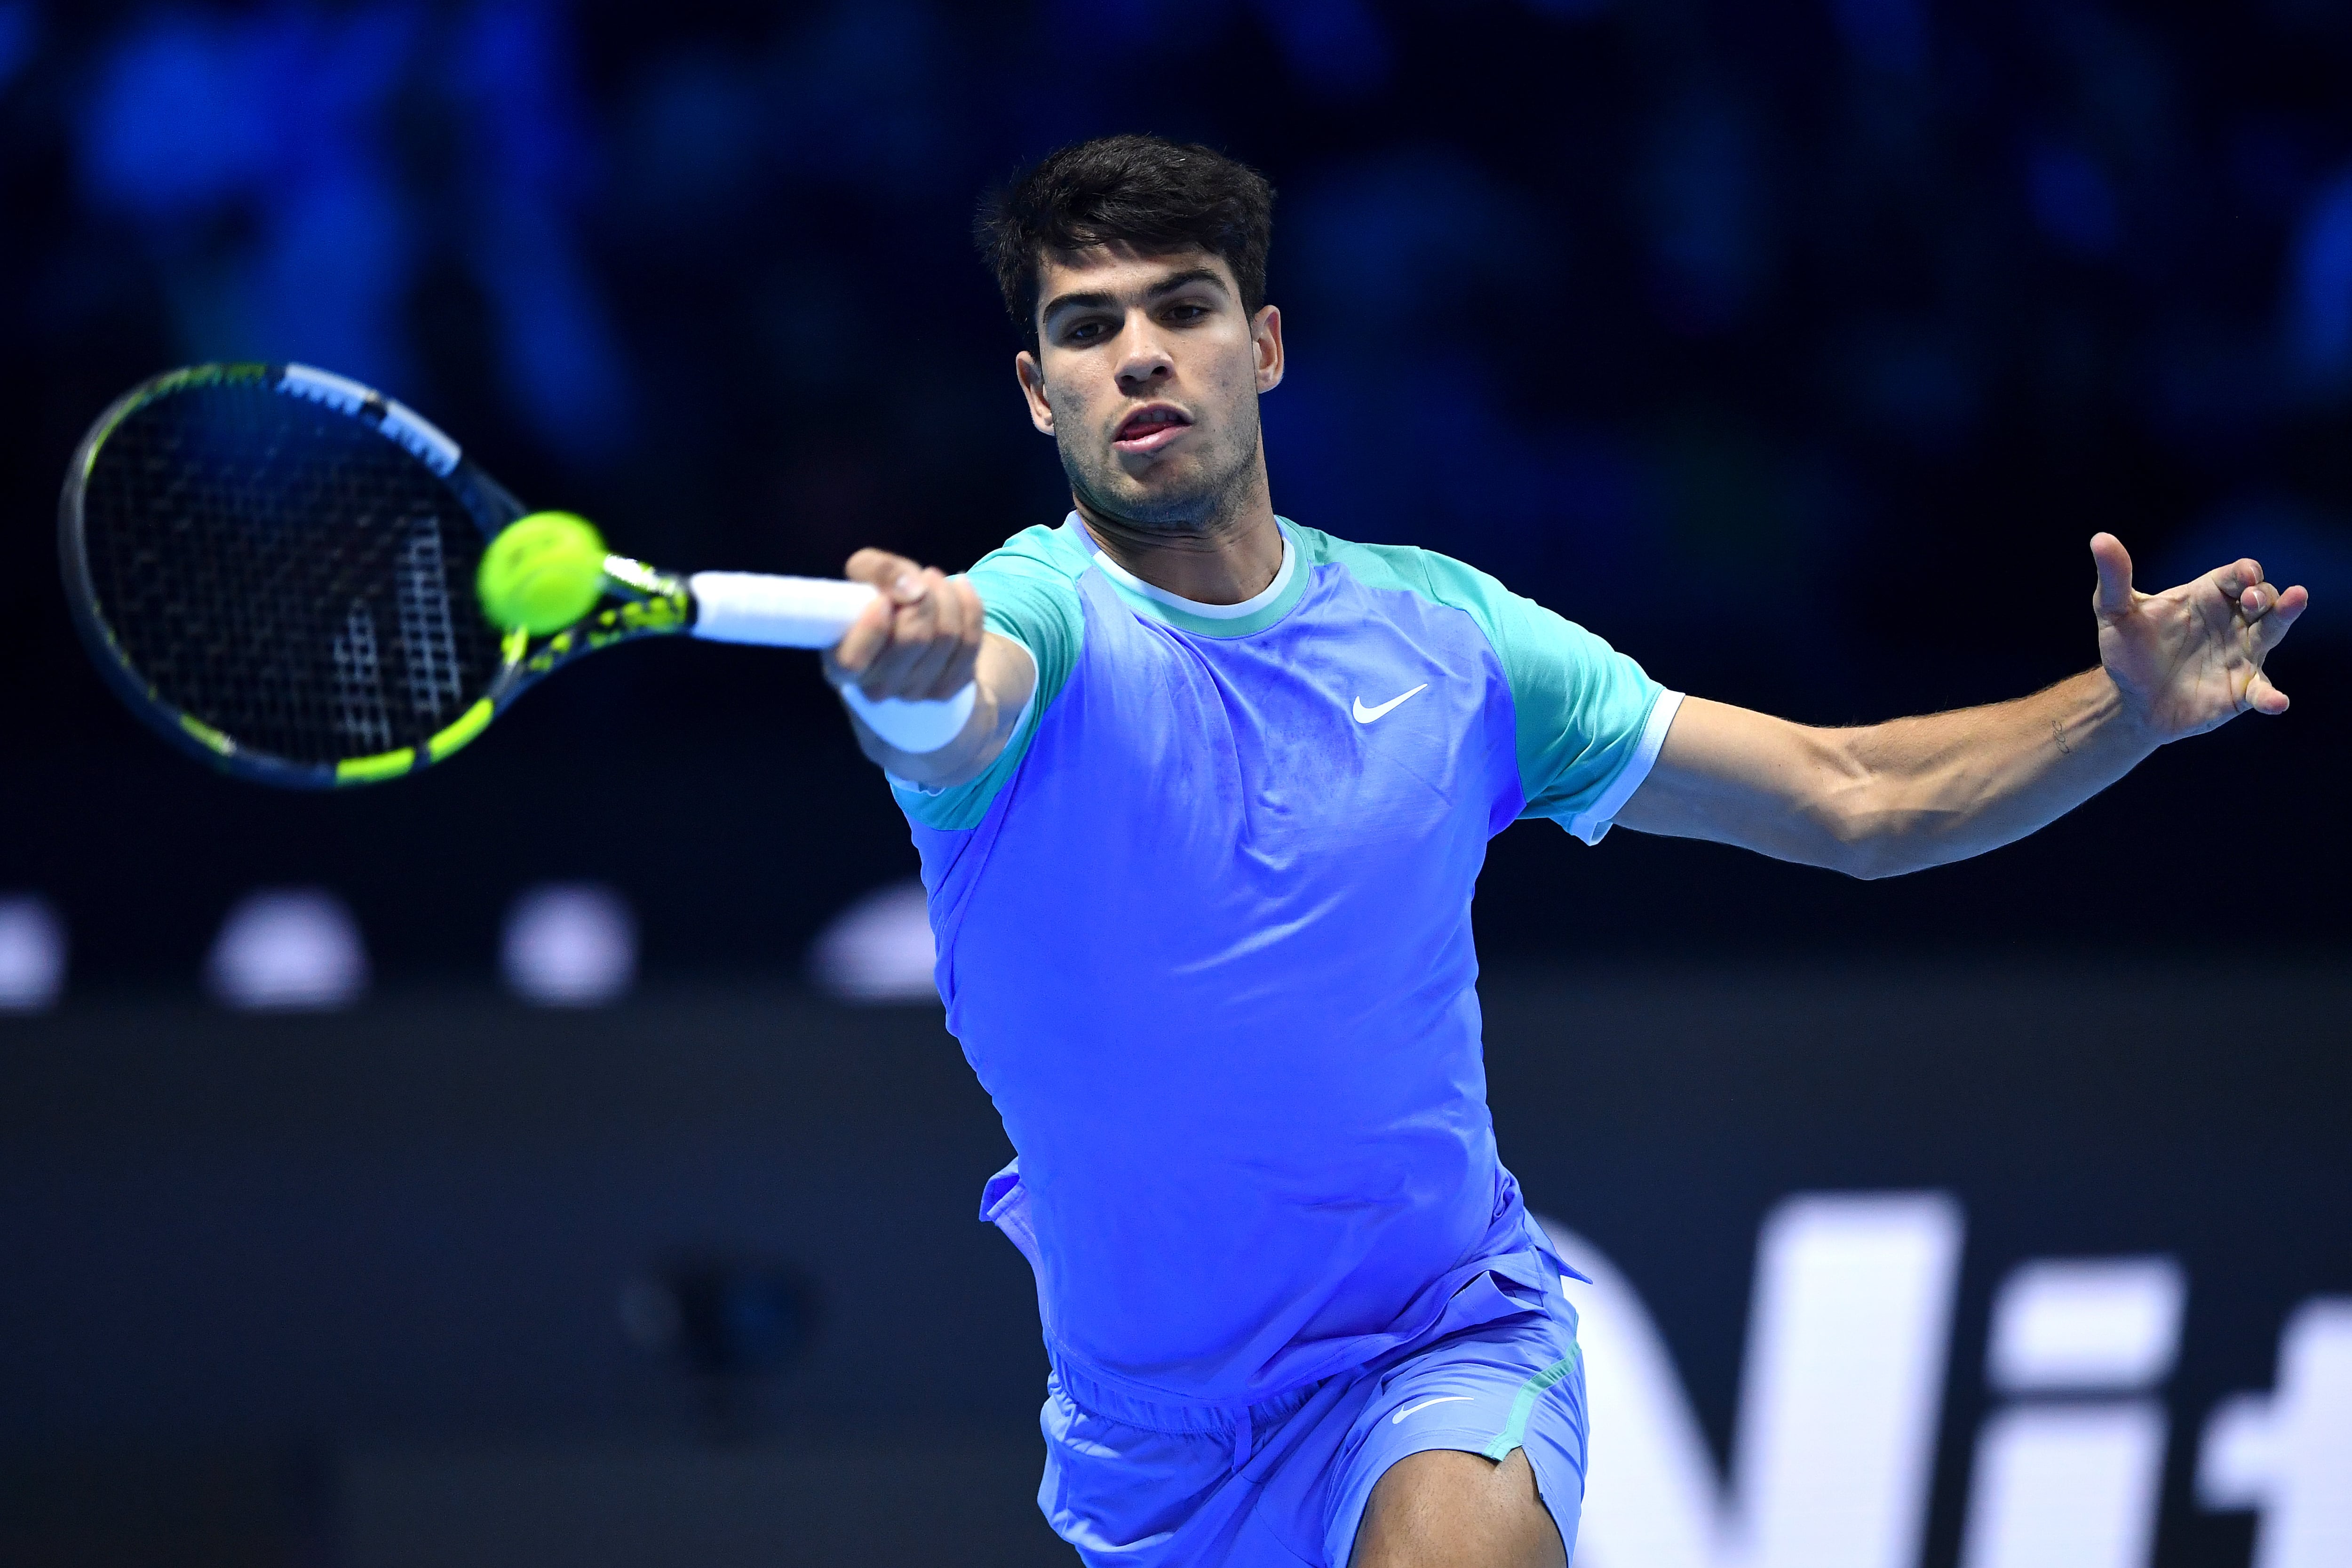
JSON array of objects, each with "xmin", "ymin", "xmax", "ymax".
[
  {"xmin": 1039, "ymin": 288, "xmax": 1116, "ymax": 319},
  {"xmin": 1039, "ymin": 267, "xmax": 1233, "ymax": 322},
  {"xmin": 1144, "ymin": 266, "xmax": 1230, "ymax": 299}
]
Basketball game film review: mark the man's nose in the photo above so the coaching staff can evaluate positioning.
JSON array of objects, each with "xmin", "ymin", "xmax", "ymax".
[{"xmin": 1113, "ymin": 318, "xmax": 1175, "ymax": 393}]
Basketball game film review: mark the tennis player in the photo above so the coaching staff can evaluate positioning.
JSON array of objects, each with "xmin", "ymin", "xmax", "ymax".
[{"xmin": 822, "ymin": 136, "xmax": 2304, "ymax": 1568}]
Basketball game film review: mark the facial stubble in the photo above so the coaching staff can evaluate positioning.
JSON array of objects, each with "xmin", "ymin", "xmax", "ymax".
[{"xmin": 1053, "ymin": 389, "xmax": 1264, "ymax": 540}]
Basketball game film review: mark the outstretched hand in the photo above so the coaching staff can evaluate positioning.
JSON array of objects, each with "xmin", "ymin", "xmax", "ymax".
[
  {"xmin": 825, "ymin": 548, "xmax": 984, "ymax": 702},
  {"xmin": 2092, "ymin": 533, "xmax": 2308, "ymax": 742}
]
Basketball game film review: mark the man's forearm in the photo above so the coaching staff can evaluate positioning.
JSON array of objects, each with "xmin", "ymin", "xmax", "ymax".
[
  {"xmin": 1619, "ymin": 539, "xmax": 2301, "ymax": 877},
  {"xmin": 1619, "ymin": 674, "xmax": 2161, "ymax": 878},
  {"xmin": 1827, "ymin": 668, "xmax": 2156, "ymax": 877}
]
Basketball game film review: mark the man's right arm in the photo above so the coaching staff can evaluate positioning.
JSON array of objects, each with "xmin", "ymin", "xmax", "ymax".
[{"xmin": 823, "ymin": 548, "xmax": 1038, "ymax": 790}]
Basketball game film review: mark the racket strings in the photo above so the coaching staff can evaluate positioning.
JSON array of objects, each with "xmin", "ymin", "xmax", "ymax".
[
  {"xmin": 81, "ymin": 379, "xmax": 508, "ymax": 765},
  {"xmin": 396, "ymin": 520, "xmax": 468, "ymax": 724}
]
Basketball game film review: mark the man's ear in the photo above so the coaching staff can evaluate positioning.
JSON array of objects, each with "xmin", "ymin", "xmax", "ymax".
[
  {"xmin": 1252, "ymin": 305, "xmax": 1285, "ymax": 394},
  {"xmin": 1016, "ymin": 351, "xmax": 1056, "ymax": 435}
]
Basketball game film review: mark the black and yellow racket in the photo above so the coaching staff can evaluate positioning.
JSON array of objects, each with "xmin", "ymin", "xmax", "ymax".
[{"xmin": 60, "ymin": 363, "xmax": 877, "ymax": 788}]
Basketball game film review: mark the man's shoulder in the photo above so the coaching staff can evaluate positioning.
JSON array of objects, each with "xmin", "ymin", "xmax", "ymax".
[
  {"xmin": 968, "ymin": 517, "xmax": 1091, "ymax": 585},
  {"xmin": 1290, "ymin": 523, "xmax": 1509, "ymax": 612}
]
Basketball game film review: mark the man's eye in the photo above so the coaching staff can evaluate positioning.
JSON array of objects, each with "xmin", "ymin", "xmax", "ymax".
[
  {"xmin": 1166, "ymin": 304, "xmax": 1208, "ymax": 322},
  {"xmin": 1066, "ymin": 321, "xmax": 1108, "ymax": 343}
]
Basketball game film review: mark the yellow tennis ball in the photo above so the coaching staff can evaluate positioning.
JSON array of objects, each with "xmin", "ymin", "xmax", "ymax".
[{"xmin": 477, "ymin": 511, "xmax": 608, "ymax": 634}]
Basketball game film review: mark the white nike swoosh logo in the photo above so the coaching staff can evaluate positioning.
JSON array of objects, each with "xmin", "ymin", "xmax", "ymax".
[
  {"xmin": 1353, "ymin": 684, "xmax": 1429, "ymax": 724},
  {"xmin": 1391, "ymin": 1395, "xmax": 1474, "ymax": 1425}
]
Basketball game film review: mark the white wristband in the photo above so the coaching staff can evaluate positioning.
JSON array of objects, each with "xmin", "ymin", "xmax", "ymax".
[{"xmin": 839, "ymin": 681, "xmax": 977, "ymax": 754}]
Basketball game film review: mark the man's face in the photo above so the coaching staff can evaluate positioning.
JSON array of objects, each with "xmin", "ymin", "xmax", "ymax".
[{"xmin": 1016, "ymin": 244, "xmax": 1284, "ymax": 534}]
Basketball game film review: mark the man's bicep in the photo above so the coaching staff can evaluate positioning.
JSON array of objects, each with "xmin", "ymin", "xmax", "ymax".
[{"xmin": 1613, "ymin": 696, "xmax": 1855, "ymax": 854}]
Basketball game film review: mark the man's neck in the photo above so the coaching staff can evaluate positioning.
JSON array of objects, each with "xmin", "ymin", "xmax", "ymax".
[{"xmin": 1073, "ymin": 491, "xmax": 1284, "ymax": 607}]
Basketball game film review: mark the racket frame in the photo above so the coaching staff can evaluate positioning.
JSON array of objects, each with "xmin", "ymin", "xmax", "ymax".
[{"xmin": 58, "ymin": 363, "xmax": 701, "ymax": 788}]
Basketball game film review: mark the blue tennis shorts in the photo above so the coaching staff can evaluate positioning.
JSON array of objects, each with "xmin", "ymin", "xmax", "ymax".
[{"xmin": 1034, "ymin": 1278, "xmax": 1586, "ymax": 1568}]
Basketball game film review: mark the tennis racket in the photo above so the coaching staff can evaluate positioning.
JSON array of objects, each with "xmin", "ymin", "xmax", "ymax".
[{"xmin": 59, "ymin": 362, "xmax": 877, "ymax": 788}]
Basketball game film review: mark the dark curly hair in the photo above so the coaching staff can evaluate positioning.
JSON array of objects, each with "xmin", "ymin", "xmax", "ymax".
[{"xmin": 975, "ymin": 134, "xmax": 1276, "ymax": 354}]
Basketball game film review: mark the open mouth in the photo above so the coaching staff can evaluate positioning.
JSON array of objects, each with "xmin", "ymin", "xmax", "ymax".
[{"xmin": 1113, "ymin": 405, "xmax": 1192, "ymax": 454}]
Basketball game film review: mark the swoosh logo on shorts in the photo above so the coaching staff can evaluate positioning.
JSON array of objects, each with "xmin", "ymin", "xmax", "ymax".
[
  {"xmin": 1353, "ymin": 684, "xmax": 1429, "ymax": 724},
  {"xmin": 1391, "ymin": 1395, "xmax": 1474, "ymax": 1425}
]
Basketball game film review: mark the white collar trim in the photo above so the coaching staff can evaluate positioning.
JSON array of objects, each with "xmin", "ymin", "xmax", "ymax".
[{"xmin": 1076, "ymin": 513, "xmax": 1295, "ymax": 621}]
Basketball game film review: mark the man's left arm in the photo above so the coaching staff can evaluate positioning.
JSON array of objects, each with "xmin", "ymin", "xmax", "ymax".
[{"xmin": 1613, "ymin": 534, "xmax": 2309, "ymax": 879}]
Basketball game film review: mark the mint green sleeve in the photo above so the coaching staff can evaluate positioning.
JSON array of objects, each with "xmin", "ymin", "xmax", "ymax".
[
  {"xmin": 886, "ymin": 527, "xmax": 1084, "ymax": 831},
  {"xmin": 1409, "ymin": 550, "xmax": 1679, "ymax": 845}
]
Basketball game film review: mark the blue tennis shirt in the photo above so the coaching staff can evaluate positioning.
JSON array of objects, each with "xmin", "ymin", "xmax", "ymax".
[{"xmin": 891, "ymin": 515, "xmax": 1678, "ymax": 1408}]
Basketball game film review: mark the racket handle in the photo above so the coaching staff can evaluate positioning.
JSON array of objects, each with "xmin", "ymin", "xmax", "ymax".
[{"xmin": 687, "ymin": 572, "xmax": 879, "ymax": 648}]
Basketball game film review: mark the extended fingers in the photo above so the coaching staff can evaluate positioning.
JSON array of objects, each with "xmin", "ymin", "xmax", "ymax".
[
  {"xmin": 2242, "ymin": 580, "xmax": 2309, "ymax": 643},
  {"xmin": 2246, "ymin": 669, "xmax": 2291, "ymax": 715},
  {"xmin": 2237, "ymin": 579, "xmax": 2304, "ymax": 712},
  {"xmin": 2210, "ymin": 557, "xmax": 2265, "ymax": 601}
]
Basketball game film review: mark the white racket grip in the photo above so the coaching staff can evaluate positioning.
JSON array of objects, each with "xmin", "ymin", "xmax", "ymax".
[
  {"xmin": 687, "ymin": 571, "xmax": 879, "ymax": 648},
  {"xmin": 839, "ymin": 680, "xmax": 977, "ymax": 754}
]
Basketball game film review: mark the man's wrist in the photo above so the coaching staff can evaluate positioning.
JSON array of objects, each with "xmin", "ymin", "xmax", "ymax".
[
  {"xmin": 2082, "ymin": 664, "xmax": 2163, "ymax": 755},
  {"xmin": 839, "ymin": 680, "xmax": 978, "ymax": 754}
]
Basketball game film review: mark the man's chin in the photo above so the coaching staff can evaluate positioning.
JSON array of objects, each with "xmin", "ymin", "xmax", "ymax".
[
  {"xmin": 1066, "ymin": 436, "xmax": 1255, "ymax": 532},
  {"xmin": 1099, "ymin": 500, "xmax": 1219, "ymax": 534},
  {"xmin": 1078, "ymin": 473, "xmax": 1219, "ymax": 531}
]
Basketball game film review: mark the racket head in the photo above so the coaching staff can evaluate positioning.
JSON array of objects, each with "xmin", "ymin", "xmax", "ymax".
[{"xmin": 60, "ymin": 363, "xmax": 538, "ymax": 787}]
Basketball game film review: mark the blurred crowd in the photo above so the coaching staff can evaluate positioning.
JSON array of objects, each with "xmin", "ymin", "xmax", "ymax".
[
  {"xmin": 5, "ymin": 0, "xmax": 2351, "ymax": 977},
  {"xmin": 9, "ymin": 2, "xmax": 2350, "ymax": 701}
]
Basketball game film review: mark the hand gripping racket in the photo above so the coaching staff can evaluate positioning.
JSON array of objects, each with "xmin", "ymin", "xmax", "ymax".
[{"xmin": 59, "ymin": 363, "xmax": 878, "ymax": 788}]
